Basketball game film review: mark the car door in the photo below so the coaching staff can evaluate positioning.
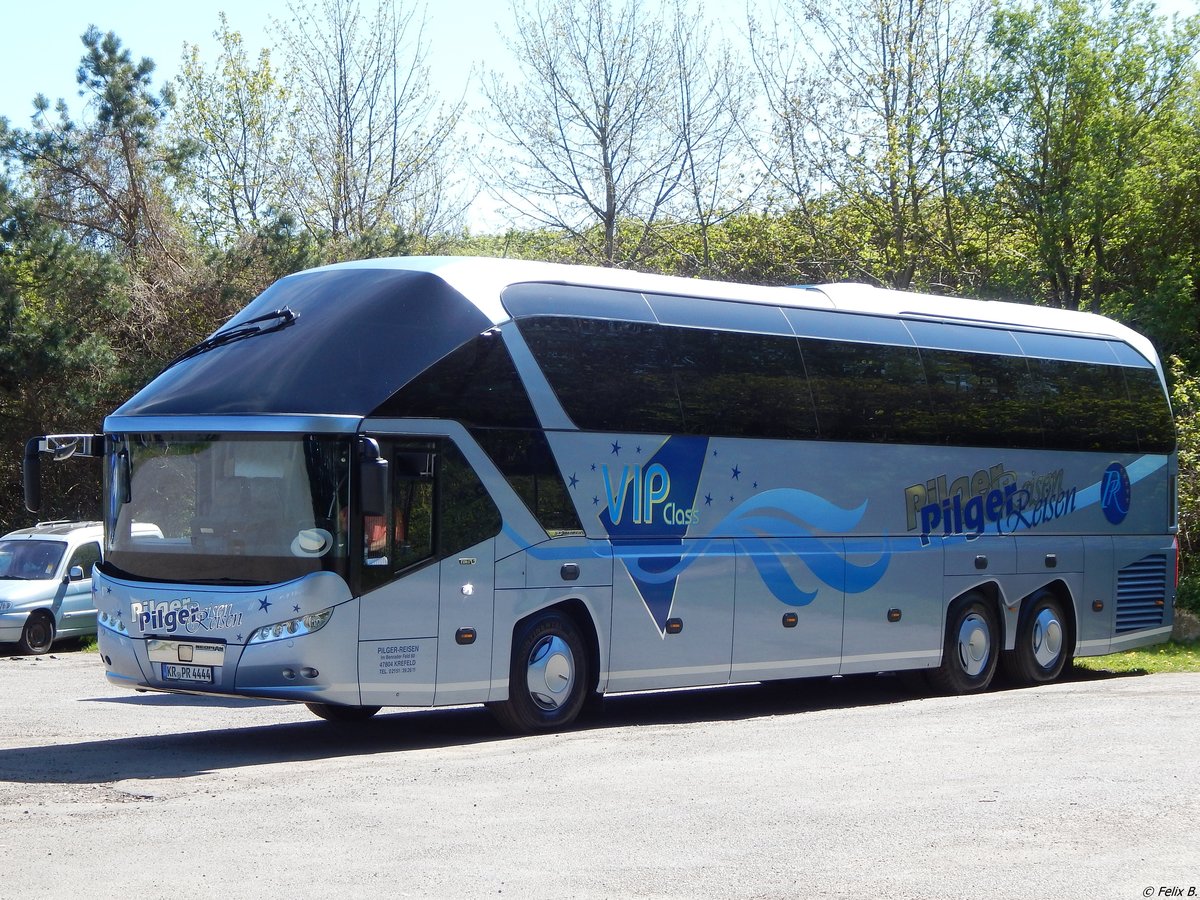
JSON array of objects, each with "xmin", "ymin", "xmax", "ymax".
[{"xmin": 57, "ymin": 541, "xmax": 101, "ymax": 636}]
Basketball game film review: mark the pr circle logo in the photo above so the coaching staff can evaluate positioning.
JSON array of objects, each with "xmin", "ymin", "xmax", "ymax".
[{"xmin": 1101, "ymin": 462, "xmax": 1131, "ymax": 525}]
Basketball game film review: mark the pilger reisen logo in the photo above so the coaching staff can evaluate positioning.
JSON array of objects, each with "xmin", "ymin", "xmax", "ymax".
[{"xmin": 130, "ymin": 598, "xmax": 243, "ymax": 635}]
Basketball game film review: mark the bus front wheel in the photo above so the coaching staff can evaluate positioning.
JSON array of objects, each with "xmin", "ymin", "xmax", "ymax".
[
  {"xmin": 928, "ymin": 593, "xmax": 999, "ymax": 695},
  {"xmin": 306, "ymin": 702, "xmax": 381, "ymax": 722},
  {"xmin": 1001, "ymin": 589, "xmax": 1070, "ymax": 685},
  {"xmin": 490, "ymin": 609, "xmax": 589, "ymax": 734}
]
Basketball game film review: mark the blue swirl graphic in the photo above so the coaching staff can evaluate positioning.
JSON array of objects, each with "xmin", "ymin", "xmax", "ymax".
[{"xmin": 611, "ymin": 489, "xmax": 891, "ymax": 609}]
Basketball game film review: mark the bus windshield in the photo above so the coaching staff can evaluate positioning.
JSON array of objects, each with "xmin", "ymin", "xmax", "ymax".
[{"xmin": 104, "ymin": 434, "xmax": 352, "ymax": 586}]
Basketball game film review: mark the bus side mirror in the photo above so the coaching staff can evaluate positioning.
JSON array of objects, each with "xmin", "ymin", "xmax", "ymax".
[
  {"xmin": 23, "ymin": 438, "xmax": 41, "ymax": 513},
  {"xmin": 358, "ymin": 439, "xmax": 389, "ymax": 518}
]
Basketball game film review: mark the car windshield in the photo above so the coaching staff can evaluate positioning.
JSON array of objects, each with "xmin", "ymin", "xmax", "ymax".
[
  {"xmin": 104, "ymin": 434, "xmax": 352, "ymax": 586},
  {"xmin": 0, "ymin": 540, "xmax": 66, "ymax": 580}
]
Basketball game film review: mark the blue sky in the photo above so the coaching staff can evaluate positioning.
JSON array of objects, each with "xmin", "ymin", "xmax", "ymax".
[{"xmin": 0, "ymin": 0, "xmax": 504, "ymax": 125}]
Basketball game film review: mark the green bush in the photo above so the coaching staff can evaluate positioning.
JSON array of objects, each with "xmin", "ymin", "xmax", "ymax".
[{"xmin": 1176, "ymin": 571, "xmax": 1200, "ymax": 615}]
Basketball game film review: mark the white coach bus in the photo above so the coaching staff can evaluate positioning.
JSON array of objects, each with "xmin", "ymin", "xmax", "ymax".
[{"xmin": 24, "ymin": 257, "xmax": 1177, "ymax": 731}]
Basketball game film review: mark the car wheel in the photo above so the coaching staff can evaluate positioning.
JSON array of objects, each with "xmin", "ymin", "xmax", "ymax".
[{"xmin": 18, "ymin": 612, "xmax": 56, "ymax": 656}]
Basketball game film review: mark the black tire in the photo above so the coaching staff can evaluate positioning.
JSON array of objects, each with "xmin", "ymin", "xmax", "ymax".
[
  {"xmin": 18, "ymin": 612, "xmax": 55, "ymax": 656},
  {"xmin": 927, "ymin": 592, "xmax": 999, "ymax": 695},
  {"xmin": 1001, "ymin": 589, "xmax": 1071, "ymax": 685},
  {"xmin": 305, "ymin": 702, "xmax": 381, "ymax": 722},
  {"xmin": 489, "ymin": 609, "xmax": 590, "ymax": 734}
]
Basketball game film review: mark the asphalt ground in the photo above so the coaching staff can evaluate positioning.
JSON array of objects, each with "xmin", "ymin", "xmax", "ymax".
[{"xmin": 1, "ymin": 646, "xmax": 1197, "ymax": 900}]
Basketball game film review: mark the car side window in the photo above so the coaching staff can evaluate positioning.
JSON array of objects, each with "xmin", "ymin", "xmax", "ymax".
[{"xmin": 67, "ymin": 542, "xmax": 102, "ymax": 578}]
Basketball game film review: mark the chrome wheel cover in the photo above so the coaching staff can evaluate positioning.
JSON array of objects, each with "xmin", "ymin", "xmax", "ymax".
[
  {"xmin": 1031, "ymin": 606, "xmax": 1064, "ymax": 670},
  {"xmin": 956, "ymin": 612, "xmax": 991, "ymax": 677},
  {"xmin": 526, "ymin": 635, "xmax": 575, "ymax": 711}
]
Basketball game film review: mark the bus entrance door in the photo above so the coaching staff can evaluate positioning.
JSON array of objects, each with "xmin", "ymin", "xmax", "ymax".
[{"xmin": 434, "ymin": 538, "xmax": 496, "ymax": 706}]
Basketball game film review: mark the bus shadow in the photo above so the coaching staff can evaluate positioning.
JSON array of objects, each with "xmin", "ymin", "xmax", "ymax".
[{"xmin": 0, "ymin": 669, "xmax": 1146, "ymax": 786}]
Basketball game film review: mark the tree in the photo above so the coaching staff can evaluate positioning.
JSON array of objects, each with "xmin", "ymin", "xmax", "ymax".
[
  {"xmin": 749, "ymin": 0, "xmax": 989, "ymax": 290},
  {"xmin": 482, "ymin": 0, "xmax": 693, "ymax": 266},
  {"xmin": 968, "ymin": 0, "xmax": 1199, "ymax": 311},
  {"xmin": 2, "ymin": 27, "xmax": 190, "ymax": 269},
  {"xmin": 271, "ymin": 0, "xmax": 464, "ymax": 240},
  {"xmin": 667, "ymin": 3, "xmax": 759, "ymax": 275},
  {"xmin": 172, "ymin": 14, "xmax": 291, "ymax": 245},
  {"xmin": 0, "ymin": 179, "xmax": 125, "ymax": 527}
]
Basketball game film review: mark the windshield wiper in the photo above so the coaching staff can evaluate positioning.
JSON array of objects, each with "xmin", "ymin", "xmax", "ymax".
[{"xmin": 164, "ymin": 307, "xmax": 298, "ymax": 370}]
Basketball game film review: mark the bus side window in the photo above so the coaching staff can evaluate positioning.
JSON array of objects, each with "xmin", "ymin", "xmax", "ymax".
[
  {"xmin": 438, "ymin": 442, "xmax": 502, "ymax": 556},
  {"xmin": 391, "ymin": 460, "xmax": 434, "ymax": 571}
]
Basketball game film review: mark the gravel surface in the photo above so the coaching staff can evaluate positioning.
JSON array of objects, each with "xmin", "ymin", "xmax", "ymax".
[{"xmin": 1, "ymin": 647, "xmax": 1197, "ymax": 899}]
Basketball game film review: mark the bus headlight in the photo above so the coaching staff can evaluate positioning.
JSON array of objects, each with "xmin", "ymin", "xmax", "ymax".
[
  {"xmin": 248, "ymin": 607, "xmax": 333, "ymax": 644},
  {"xmin": 98, "ymin": 609, "xmax": 128, "ymax": 634}
]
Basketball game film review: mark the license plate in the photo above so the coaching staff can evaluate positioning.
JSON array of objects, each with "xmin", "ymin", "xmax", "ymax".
[{"xmin": 160, "ymin": 663, "xmax": 213, "ymax": 683}]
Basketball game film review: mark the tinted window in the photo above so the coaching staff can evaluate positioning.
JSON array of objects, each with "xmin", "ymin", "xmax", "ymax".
[
  {"xmin": 440, "ymin": 442, "xmax": 504, "ymax": 555},
  {"xmin": 668, "ymin": 328, "xmax": 817, "ymax": 439},
  {"xmin": 1028, "ymin": 359, "xmax": 1135, "ymax": 451},
  {"xmin": 800, "ymin": 339, "xmax": 934, "ymax": 443},
  {"xmin": 373, "ymin": 331, "xmax": 540, "ymax": 428},
  {"xmin": 519, "ymin": 317, "xmax": 683, "ymax": 433},
  {"xmin": 471, "ymin": 429, "xmax": 583, "ymax": 534},
  {"xmin": 1125, "ymin": 368, "xmax": 1175, "ymax": 452},
  {"xmin": 920, "ymin": 349, "xmax": 1043, "ymax": 448},
  {"xmin": 517, "ymin": 307, "xmax": 1170, "ymax": 456}
]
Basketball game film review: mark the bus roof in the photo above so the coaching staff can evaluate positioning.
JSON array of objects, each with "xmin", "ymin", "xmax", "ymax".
[
  {"xmin": 315, "ymin": 256, "xmax": 1158, "ymax": 362},
  {"xmin": 109, "ymin": 255, "xmax": 1162, "ymax": 427}
]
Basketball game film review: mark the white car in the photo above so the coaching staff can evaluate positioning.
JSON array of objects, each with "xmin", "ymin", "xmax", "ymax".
[{"xmin": 0, "ymin": 521, "xmax": 105, "ymax": 655}]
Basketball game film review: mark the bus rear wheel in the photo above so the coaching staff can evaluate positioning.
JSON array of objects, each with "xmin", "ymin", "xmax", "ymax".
[
  {"xmin": 1002, "ymin": 590, "xmax": 1070, "ymax": 685},
  {"xmin": 927, "ymin": 593, "xmax": 999, "ymax": 695},
  {"xmin": 306, "ymin": 702, "xmax": 381, "ymax": 722},
  {"xmin": 490, "ymin": 609, "xmax": 589, "ymax": 734}
]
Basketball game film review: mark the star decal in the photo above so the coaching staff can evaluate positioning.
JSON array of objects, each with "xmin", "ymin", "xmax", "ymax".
[
  {"xmin": 704, "ymin": 493, "xmax": 713, "ymax": 506},
  {"xmin": 611, "ymin": 441, "xmax": 622, "ymax": 455},
  {"xmin": 593, "ymin": 496, "xmax": 600, "ymax": 506},
  {"xmin": 731, "ymin": 465, "xmax": 741, "ymax": 480},
  {"xmin": 259, "ymin": 597, "xmax": 272, "ymax": 613},
  {"xmin": 293, "ymin": 604, "xmax": 301, "ymax": 613},
  {"xmin": 590, "ymin": 463, "xmax": 597, "ymax": 471},
  {"xmin": 236, "ymin": 634, "xmax": 244, "ymax": 642},
  {"xmin": 569, "ymin": 473, "xmax": 579, "ymax": 489}
]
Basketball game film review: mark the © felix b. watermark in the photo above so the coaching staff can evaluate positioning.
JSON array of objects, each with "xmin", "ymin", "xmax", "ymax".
[{"xmin": 1144, "ymin": 889, "xmax": 1198, "ymax": 897}]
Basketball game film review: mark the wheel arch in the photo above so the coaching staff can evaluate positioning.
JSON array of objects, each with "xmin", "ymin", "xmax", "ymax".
[
  {"xmin": 513, "ymin": 597, "xmax": 602, "ymax": 697},
  {"xmin": 1015, "ymin": 579, "xmax": 1078, "ymax": 656},
  {"xmin": 951, "ymin": 580, "xmax": 1007, "ymax": 651}
]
